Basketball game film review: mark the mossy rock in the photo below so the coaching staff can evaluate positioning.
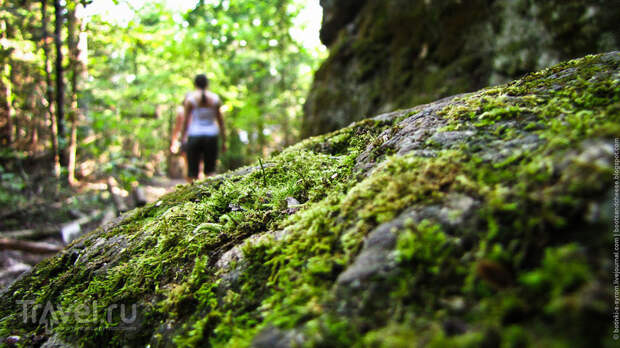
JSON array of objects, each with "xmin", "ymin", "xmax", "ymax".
[
  {"xmin": 1, "ymin": 52, "xmax": 619, "ymax": 347},
  {"xmin": 303, "ymin": 0, "xmax": 620, "ymax": 138}
]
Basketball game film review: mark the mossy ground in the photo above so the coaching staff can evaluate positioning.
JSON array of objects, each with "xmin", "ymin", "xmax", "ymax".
[{"xmin": 0, "ymin": 52, "xmax": 619, "ymax": 347}]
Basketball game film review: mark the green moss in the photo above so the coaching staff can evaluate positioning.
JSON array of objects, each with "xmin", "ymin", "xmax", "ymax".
[{"xmin": 0, "ymin": 53, "xmax": 618, "ymax": 347}]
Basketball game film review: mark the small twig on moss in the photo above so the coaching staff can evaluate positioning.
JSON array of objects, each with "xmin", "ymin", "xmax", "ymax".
[{"xmin": 258, "ymin": 158, "xmax": 267, "ymax": 187}]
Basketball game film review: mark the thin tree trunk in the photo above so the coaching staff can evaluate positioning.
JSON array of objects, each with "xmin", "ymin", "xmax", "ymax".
[
  {"xmin": 279, "ymin": 68, "xmax": 291, "ymax": 147},
  {"xmin": 30, "ymin": 126, "xmax": 39, "ymax": 152},
  {"xmin": 29, "ymin": 90, "xmax": 39, "ymax": 152},
  {"xmin": 1, "ymin": 63, "xmax": 13, "ymax": 147},
  {"xmin": 54, "ymin": 0, "xmax": 66, "ymax": 167},
  {"xmin": 42, "ymin": 0, "xmax": 61, "ymax": 177},
  {"xmin": 67, "ymin": 120, "xmax": 77, "ymax": 184},
  {"xmin": 1, "ymin": 16, "xmax": 13, "ymax": 147},
  {"xmin": 255, "ymin": 94, "xmax": 266, "ymax": 156},
  {"xmin": 66, "ymin": 2, "xmax": 82, "ymax": 186}
]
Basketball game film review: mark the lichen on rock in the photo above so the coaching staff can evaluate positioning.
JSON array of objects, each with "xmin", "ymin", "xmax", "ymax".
[{"xmin": 0, "ymin": 52, "xmax": 619, "ymax": 347}]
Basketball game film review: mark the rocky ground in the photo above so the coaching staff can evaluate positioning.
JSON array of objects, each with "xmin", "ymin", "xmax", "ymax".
[{"xmin": 0, "ymin": 52, "xmax": 618, "ymax": 347}]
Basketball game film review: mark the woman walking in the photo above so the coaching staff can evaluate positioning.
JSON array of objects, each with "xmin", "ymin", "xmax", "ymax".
[{"xmin": 178, "ymin": 74, "xmax": 226, "ymax": 181}]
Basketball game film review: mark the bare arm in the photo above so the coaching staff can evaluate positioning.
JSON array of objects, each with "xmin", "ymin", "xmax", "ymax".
[
  {"xmin": 169, "ymin": 108, "xmax": 184, "ymax": 153},
  {"xmin": 216, "ymin": 104, "xmax": 226, "ymax": 152},
  {"xmin": 181, "ymin": 99, "xmax": 193, "ymax": 142},
  {"xmin": 171, "ymin": 106, "xmax": 184, "ymax": 140}
]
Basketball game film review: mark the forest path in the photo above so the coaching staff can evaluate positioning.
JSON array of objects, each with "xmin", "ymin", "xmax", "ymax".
[{"xmin": 141, "ymin": 176, "xmax": 187, "ymax": 203}]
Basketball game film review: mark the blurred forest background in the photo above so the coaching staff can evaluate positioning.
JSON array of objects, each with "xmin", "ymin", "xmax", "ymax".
[
  {"xmin": 0, "ymin": 0, "xmax": 618, "ymax": 281},
  {"xmin": 0, "ymin": 0, "xmax": 325, "ymax": 229}
]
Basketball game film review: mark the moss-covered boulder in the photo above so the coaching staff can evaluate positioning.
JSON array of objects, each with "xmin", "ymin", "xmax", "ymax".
[
  {"xmin": 303, "ymin": 0, "xmax": 620, "ymax": 137},
  {"xmin": 1, "ymin": 52, "xmax": 619, "ymax": 347}
]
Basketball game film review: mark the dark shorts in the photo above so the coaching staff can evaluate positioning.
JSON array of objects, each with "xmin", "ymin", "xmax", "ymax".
[{"xmin": 185, "ymin": 135, "xmax": 218, "ymax": 178}]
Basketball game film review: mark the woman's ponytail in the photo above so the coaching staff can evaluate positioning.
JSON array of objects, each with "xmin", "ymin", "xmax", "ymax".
[{"xmin": 194, "ymin": 74, "xmax": 210, "ymax": 107}]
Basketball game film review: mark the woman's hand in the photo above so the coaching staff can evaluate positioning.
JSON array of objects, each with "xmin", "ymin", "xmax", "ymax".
[{"xmin": 170, "ymin": 139, "xmax": 181, "ymax": 154}]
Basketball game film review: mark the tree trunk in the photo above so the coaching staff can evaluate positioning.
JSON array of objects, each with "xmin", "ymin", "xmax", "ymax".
[
  {"xmin": 54, "ymin": 0, "xmax": 66, "ymax": 167},
  {"xmin": 29, "ymin": 90, "xmax": 39, "ymax": 153},
  {"xmin": 279, "ymin": 68, "xmax": 292, "ymax": 147},
  {"xmin": 42, "ymin": 0, "xmax": 61, "ymax": 177},
  {"xmin": 0, "ymin": 16, "xmax": 13, "ymax": 147},
  {"xmin": 67, "ymin": 119, "xmax": 77, "ymax": 185},
  {"xmin": 256, "ymin": 96, "xmax": 266, "ymax": 156},
  {"xmin": 0, "ymin": 63, "xmax": 13, "ymax": 148},
  {"xmin": 66, "ymin": 2, "xmax": 83, "ymax": 186}
]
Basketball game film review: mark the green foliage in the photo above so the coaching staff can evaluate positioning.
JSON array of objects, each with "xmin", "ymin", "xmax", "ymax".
[
  {"xmin": 0, "ymin": 164, "xmax": 27, "ymax": 207},
  {"xmin": 84, "ymin": 0, "xmax": 323, "ymax": 174}
]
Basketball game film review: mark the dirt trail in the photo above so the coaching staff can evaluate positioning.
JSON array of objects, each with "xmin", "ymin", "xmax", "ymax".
[{"xmin": 141, "ymin": 177, "xmax": 187, "ymax": 203}]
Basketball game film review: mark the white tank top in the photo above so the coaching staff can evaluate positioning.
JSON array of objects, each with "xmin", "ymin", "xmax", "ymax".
[{"xmin": 186, "ymin": 91, "xmax": 220, "ymax": 137}]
